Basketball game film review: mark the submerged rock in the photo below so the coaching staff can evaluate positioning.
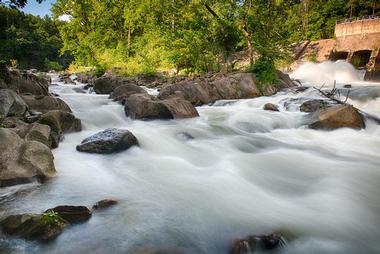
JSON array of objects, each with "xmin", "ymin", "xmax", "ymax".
[
  {"xmin": 309, "ymin": 104, "xmax": 365, "ymax": 130},
  {"xmin": 231, "ymin": 233, "xmax": 286, "ymax": 254},
  {"xmin": 0, "ymin": 213, "xmax": 69, "ymax": 241},
  {"xmin": 45, "ymin": 206, "xmax": 92, "ymax": 224},
  {"xmin": 93, "ymin": 199, "xmax": 118, "ymax": 210},
  {"xmin": 263, "ymin": 103, "xmax": 279, "ymax": 111},
  {"xmin": 76, "ymin": 128, "xmax": 139, "ymax": 154},
  {"xmin": 0, "ymin": 128, "xmax": 56, "ymax": 187}
]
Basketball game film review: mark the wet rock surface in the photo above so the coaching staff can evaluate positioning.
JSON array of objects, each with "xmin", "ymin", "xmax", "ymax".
[
  {"xmin": 231, "ymin": 233, "xmax": 286, "ymax": 254},
  {"xmin": 45, "ymin": 206, "xmax": 92, "ymax": 224},
  {"xmin": 309, "ymin": 104, "xmax": 365, "ymax": 130},
  {"xmin": 125, "ymin": 93, "xmax": 199, "ymax": 120},
  {"xmin": 0, "ymin": 213, "xmax": 69, "ymax": 241},
  {"xmin": 93, "ymin": 199, "xmax": 118, "ymax": 210},
  {"xmin": 77, "ymin": 128, "xmax": 139, "ymax": 154},
  {"xmin": 263, "ymin": 103, "xmax": 279, "ymax": 111}
]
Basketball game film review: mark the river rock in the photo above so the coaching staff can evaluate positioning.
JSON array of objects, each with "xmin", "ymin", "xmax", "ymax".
[
  {"xmin": 21, "ymin": 95, "xmax": 72, "ymax": 113},
  {"xmin": 0, "ymin": 213, "xmax": 69, "ymax": 241},
  {"xmin": 309, "ymin": 104, "xmax": 365, "ymax": 130},
  {"xmin": 159, "ymin": 80, "xmax": 210, "ymax": 106},
  {"xmin": 45, "ymin": 206, "xmax": 92, "ymax": 224},
  {"xmin": 38, "ymin": 110, "xmax": 82, "ymax": 147},
  {"xmin": 232, "ymin": 233, "xmax": 286, "ymax": 254},
  {"xmin": 93, "ymin": 199, "xmax": 118, "ymax": 210},
  {"xmin": 263, "ymin": 103, "xmax": 279, "ymax": 111},
  {"xmin": 300, "ymin": 99, "xmax": 334, "ymax": 112},
  {"xmin": 93, "ymin": 75, "xmax": 134, "ymax": 94},
  {"xmin": 77, "ymin": 128, "xmax": 139, "ymax": 154},
  {"xmin": 0, "ymin": 89, "xmax": 28, "ymax": 119},
  {"xmin": 110, "ymin": 84, "xmax": 147, "ymax": 102},
  {"xmin": 7, "ymin": 70, "xmax": 50, "ymax": 95},
  {"xmin": 158, "ymin": 71, "xmax": 294, "ymax": 106},
  {"xmin": 14, "ymin": 122, "xmax": 53, "ymax": 148},
  {"xmin": 0, "ymin": 128, "xmax": 56, "ymax": 187},
  {"xmin": 125, "ymin": 93, "xmax": 199, "ymax": 120},
  {"xmin": 76, "ymin": 71, "xmax": 96, "ymax": 84}
]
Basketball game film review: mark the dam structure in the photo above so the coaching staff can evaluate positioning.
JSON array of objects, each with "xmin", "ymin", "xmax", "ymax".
[{"xmin": 295, "ymin": 16, "xmax": 380, "ymax": 80}]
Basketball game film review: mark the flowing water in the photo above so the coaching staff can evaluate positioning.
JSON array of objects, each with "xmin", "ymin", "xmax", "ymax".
[{"xmin": 1, "ymin": 62, "xmax": 380, "ymax": 254}]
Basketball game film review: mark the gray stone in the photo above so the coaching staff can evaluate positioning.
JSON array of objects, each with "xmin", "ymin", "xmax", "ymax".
[
  {"xmin": 77, "ymin": 128, "xmax": 139, "ymax": 154},
  {"xmin": 0, "ymin": 128, "xmax": 56, "ymax": 187},
  {"xmin": 0, "ymin": 89, "xmax": 28, "ymax": 119}
]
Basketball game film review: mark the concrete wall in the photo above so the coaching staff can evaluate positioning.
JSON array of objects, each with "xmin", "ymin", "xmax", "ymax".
[{"xmin": 335, "ymin": 18, "xmax": 380, "ymax": 37}]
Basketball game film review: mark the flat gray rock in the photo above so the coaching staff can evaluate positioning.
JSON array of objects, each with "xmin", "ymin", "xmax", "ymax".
[{"xmin": 76, "ymin": 128, "xmax": 139, "ymax": 154}]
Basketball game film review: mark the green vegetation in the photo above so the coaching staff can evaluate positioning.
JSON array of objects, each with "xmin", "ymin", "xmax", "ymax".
[
  {"xmin": 1, "ymin": 0, "xmax": 379, "ymax": 80},
  {"xmin": 0, "ymin": 5, "xmax": 72, "ymax": 70},
  {"xmin": 39, "ymin": 211, "xmax": 67, "ymax": 227}
]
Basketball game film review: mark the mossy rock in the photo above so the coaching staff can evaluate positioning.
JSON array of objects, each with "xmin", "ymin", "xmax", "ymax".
[{"xmin": 1, "ymin": 212, "xmax": 69, "ymax": 241}]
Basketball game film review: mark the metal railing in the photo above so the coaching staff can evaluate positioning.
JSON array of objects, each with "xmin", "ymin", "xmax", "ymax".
[{"xmin": 336, "ymin": 15, "xmax": 380, "ymax": 24}]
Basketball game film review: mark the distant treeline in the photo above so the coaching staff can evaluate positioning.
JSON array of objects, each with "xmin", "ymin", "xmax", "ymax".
[
  {"xmin": 50, "ymin": 0, "xmax": 379, "ymax": 79},
  {"xmin": 0, "ymin": 5, "xmax": 72, "ymax": 71}
]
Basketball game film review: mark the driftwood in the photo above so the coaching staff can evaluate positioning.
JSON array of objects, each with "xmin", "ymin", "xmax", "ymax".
[{"xmin": 313, "ymin": 80, "xmax": 380, "ymax": 124}]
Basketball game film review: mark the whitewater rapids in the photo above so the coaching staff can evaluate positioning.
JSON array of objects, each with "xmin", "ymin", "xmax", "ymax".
[{"xmin": 0, "ymin": 62, "xmax": 379, "ymax": 254}]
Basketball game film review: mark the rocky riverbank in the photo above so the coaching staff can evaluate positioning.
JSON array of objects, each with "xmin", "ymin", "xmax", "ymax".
[
  {"xmin": 1, "ymin": 65, "xmax": 380, "ymax": 254},
  {"xmin": 0, "ymin": 68, "xmax": 81, "ymax": 187}
]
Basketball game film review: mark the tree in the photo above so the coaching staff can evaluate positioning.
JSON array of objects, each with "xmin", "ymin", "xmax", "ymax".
[{"xmin": 0, "ymin": 0, "xmax": 44, "ymax": 9}]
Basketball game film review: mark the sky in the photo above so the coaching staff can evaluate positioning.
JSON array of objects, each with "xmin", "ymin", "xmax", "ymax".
[{"xmin": 22, "ymin": 0, "xmax": 55, "ymax": 17}]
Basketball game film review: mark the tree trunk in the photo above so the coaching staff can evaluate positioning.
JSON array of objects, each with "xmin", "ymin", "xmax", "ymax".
[
  {"xmin": 242, "ymin": 22, "xmax": 254, "ymax": 66},
  {"xmin": 127, "ymin": 24, "xmax": 131, "ymax": 57}
]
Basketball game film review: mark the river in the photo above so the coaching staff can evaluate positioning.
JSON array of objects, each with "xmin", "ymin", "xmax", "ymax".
[{"xmin": 1, "ymin": 61, "xmax": 380, "ymax": 254}]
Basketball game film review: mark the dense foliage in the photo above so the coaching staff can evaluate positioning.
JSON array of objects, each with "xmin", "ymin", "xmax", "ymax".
[
  {"xmin": 50, "ymin": 0, "xmax": 379, "ymax": 78},
  {"xmin": 0, "ymin": 5, "xmax": 71, "ymax": 70},
  {"xmin": 1, "ymin": 0, "xmax": 379, "ymax": 79}
]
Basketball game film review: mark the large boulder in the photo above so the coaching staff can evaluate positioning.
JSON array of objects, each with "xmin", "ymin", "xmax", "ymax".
[
  {"xmin": 109, "ymin": 84, "xmax": 147, "ymax": 102},
  {"xmin": 76, "ymin": 128, "xmax": 139, "ymax": 154},
  {"xmin": 0, "ymin": 89, "xmax": 28, "ymax": 119},
  {"xmin": 158, "ymin": 71, "xmax": 293, "ymax": 106},
  {"xmin": 45, "ymin": 206, "xmax": 92, "ymax": 224},
  {"xmin": 158, "ymin": 80, "xmax": 210, "ymax": 106},
  {"xmin": 162, "ymin": 97, "xmax": 200, "ymax": 118},
  {"xmin": 232, "ymin": 234, "xmax": 286, "ymax": 254},
  {"xmin": 14, "ymin": 122, "xmax": 53, "ymax": 148},
  {"xmin": 21, "ymin": 95, "xmax": 72, "ymax": 113},
  {"xmin": 309, "ymin": 104, "xmax": 365, "ymax": 130},
  {"xmin": 38, "ymin": 110, "xmax": 81, "ymax": 147},
  {"xmin": 93, "ymin": 75, "xmax": 134, "ymax": 94},
  {"xmin": 209, "ymin": 73, "xmax": 261, "ymax": 102},
  {"xmin": 0, "ymin": 128, "xmax": 56, "ymax": 187},
  {"xmin": 125, "ymin": 93, "xmax": 199, "ymax": 120},
  {"xmin": 7, "ymin": 70, "xmax": 50, "ymax": 95},
  {"xmin": 0, "ymin": 213, "xmax": 68, "ymax": 241}
]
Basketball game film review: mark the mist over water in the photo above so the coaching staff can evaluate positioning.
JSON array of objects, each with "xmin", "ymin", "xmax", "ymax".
[
  {"xmin": 290, "ymin": 61, "xmax": 361, "ymax": 85},
  {"xmin": 1, "ymin": 62, "xmax": 380, "ymax": 254}
]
